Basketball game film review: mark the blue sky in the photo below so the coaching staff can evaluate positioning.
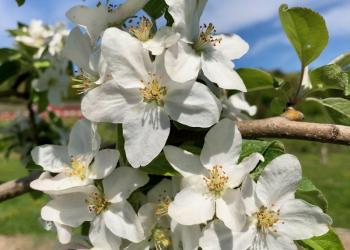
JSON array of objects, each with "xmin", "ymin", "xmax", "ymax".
[{"xmin": 0, "ymin": 0, "xmax": 349, "ymax": 72}]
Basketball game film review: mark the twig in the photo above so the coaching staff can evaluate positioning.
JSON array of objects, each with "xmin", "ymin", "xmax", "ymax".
[{"xmin": 2, "ymin": 117, "xmax": 350, "ymax": 202}]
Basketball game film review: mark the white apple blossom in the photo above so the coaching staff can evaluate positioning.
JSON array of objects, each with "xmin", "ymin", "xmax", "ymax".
[
  {"xmin": 40, "ymin": 167, "xmax": 149, "ymax": 247},
  {"xmin": 164, "ymin": 0, "xmax": 249, "ymax": 91},
  {"xmin": 48, "ymin": 23, "xmax": 69, "ymax": 56},
  {"xmin": 30, "ymin": 119, "xmax": 119, "ymax": 194},
  {"xmin": 125, "ymin": 179, "xmax": 201, "ymax": 250},
  {"xmin": 163, "ymin": 119, "xmax": 263, "ymax": 230},
  {"xmin": 199, "ymin": 154, "xmax": 332, "ymax": 250},
  {"xmin": 62, "ymin": 27, "xmax": 109, "ymax": 92},
  {"xmin": 81, "ymin": 27, "xmax": 221, "ymax": 168},
  {"xmin": 222, "ymin": 93, "xmax": 257, "ymax": 121},
  {"xmin": 32, "ymin": 60, "xmax": 69, "ymax": 105},
  {"xmin": 66, "ymin": 0, "xmax": 150, "ymax": 43},
  {"xmin": 15, "ymin": 19, "xmax": 52, "ymax": 49}
]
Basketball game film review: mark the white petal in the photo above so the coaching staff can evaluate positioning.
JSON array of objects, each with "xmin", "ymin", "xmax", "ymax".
[
  {"xmin": 89, "ymin": 216, "xmax": 122, "ymax": 250},
  {"xmin": 216, "ymin": 189, "xmax": 246, "ymax": 231},
  {"xmin": 214, "ymin": 34, "xmax": 249, "ymax": 60},
  {"xmin": 66, "ymin": 5, "xmax": 108, "ymax": 42},
  {"xmin": 168, "ymin": 187, "xmax": 215, "ymax": 225},
  {"xmin": 200, "ymin": 119, "xmax": 241, "ymax": 169},
  {"xmin": 171, "ymin": 222, "xmax": 201, "ymax": 250},
  {"xmin": 165, "ymin": 0, "xmax": 207, "ymax": 42},
  {"xmin": 143, "ymin": 27, "xmax": 180, "ymax": 56},
  {"xmin": 30, "ymin": 172, "xmax": 91, "ymax": 194},
  {"xmin": 68, "ymin": 119, "xmax": 100, "ymax": 158},
  {"xmin": 147, "ymin": 178, "xmax": 174, "ymax": 202},
  {"xmin": 54, "ymin": 222, "xmax": 72, "ymax": 245},
  {"xmin": 41, "ymin": 192, "xmax": 94, "ymax": 227},
  {"xmin": 241, "ymin": 177, "xmax": 261, "ymax": 215},
  {"xmin": 199, "ymin": 220, "xmax": 235, "ymax": 250},
  {"xmin": 227, "ymin": 93, "xmax": 257, "ymax": 116},
  {"xmin": 62, "ymin": 27, "xmax": 94, "ymax": 75},
  {"xmin": 275, "ymin": 199, "xmax": 332, "ymax": 240},
  {"xmin": 124, "ymin": 105, "xmax": 170, "ymax": 168},
  {"xmin": 224, "ymin": 153, "xmax": 264, "ymax": 188},
  {"xmin": 164, "ymin": 41, "xmax": 201, "ymax": 83},
  {"xmin": 165, "ymin": 81, "xmax": 221, "ymax": 128},
  {"xmin": 201, "ymin": 50, "xmax": 246, "ymax": 91},
  {"xmin": 163, "ymin": 146, "xmax": 205, "ymax": 178},
  {"xmin": 256, "ymin": 154, "xmax": 302, "ymax": 208},
  {"xmin": 102, "ymin": 28, "xmax": 152, "ymax": 88},
  {"xmin": 260, "ymin": 233, "xmax": 297, "ymax": 250},
  {"xmin": 81, "ymin": 80, "xmax": 141, "ymax": 123},
  {"xmin": 138, "ymin": 203, "xmax": 157, "ymax": 233},
  {"xmin": 103, "ymin": 166, "xmax": 149, "ymax": 203},
  {"xmin": 89, "ymin": 149, "xmax": 119, "ymax": 179},
  {"xmin": 104, "ymin": 202, "xmax": 145, "ymax": 243},
  {"xmin": 31, "ymin": 145, "xmax": 69, "ymax": 173},
  {"xmin": 111, "ymin": 0, "xmax": 150, "ymax": 24}
]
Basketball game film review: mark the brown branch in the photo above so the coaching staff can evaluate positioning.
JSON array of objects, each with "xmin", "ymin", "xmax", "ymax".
[
  {"xmin": 1, "ymin": 117, "xmax": 350, "ymax": 202},
  {"xmin": 0, "ymin": 171, "xmax": 41, "ymax": 202},
  {"xmin": 236, "ymin": 117, "xmax": 350, "ymax": 145}
]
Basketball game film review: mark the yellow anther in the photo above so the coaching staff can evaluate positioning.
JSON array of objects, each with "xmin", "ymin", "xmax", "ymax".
[
  {"xmin": 85, "ymin": 192, "xmax": 110, "ymax": 215},
  {"xmin": 129, "ymin": 16, "xmax": 153, "ymax": 42},
  {"xmin": 155, "ymin": 196, "xmax": 171, "ymax": 218},
  {"xmin": 193, "ymin": 23, "xmax": 222, "ymax": 52},
  {"xmin": 66, "ymin": 159, "xmax": 87, "ymax": 180},
  {"xmin": 203, "ymin": 165, "xmax": 228, "ymax": 198},
  {"xmin": 255, "ymin": 206, "xmax": 279, "ymax": 232},
  {"xmin": 153, "ymin": 227, "xmax": 172, "ymax": 250},
  {"xmin": 141, "ymin": 77, "xmax": 167, "ymax": 106}
]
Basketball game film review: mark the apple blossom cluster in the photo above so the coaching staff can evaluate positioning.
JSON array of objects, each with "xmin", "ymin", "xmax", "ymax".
[
  {"xmin": 14, "ymin": 19, "xmax": 71, "ymax": 105},
  {"xmin": 29, "ymin": 0, "xmax": 332, "ymax": 250}
]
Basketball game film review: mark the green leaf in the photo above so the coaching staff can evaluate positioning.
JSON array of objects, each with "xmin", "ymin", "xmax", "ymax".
[
  {"xmin": 0, "ymin": 60, "xmax": 21, "ymax": 84},
  {"xmin": 33, "ymin": 60, "xmax": 51, "ymax": 69},
  {"xmin": 298, "ymin": 229, "xmax": 345, "ymax": 250},
  {"xmin": 142, "ymin": 152, "xmax": 179, "ymax": 176},
  {"xmin": 309, "ymin": 64, "xmax": 349, "ymax": 95},
  {"xmin": 331, "ymin": 52, "xmax": 350, "ymax": 71},
  {"xmin": 0, "ymin": 48, "xmax": 21, "ymax": 63},
  {"xmin": 279, "ymin": 4, "xmax": 329, "ymax": 66},
  {"xmin": 296, "ymin": 177, "xmax": 328, "ymax": 212},
  {"xmin": 308, "ymin": 97, "xmax": 350, "ymax": 120},
  {"xmin": 239, "ymin": 140, "xmax": 285, "ymax": 180},
  {"xmin": 237, "ymin": 68, "xmax": 283, "ymax": 92},
  {"xmin": 144, "ymin": 0, "xmax": 167, "ymax": 19},
  {"xmin": 16, "ymin": 0, "xmax": 25, "ymax": 6}
]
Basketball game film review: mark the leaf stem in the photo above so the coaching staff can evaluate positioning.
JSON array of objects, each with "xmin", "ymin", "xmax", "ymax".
[{"xmin": 291, "ymin": 63, "xmax": 305, "ymax": 106}]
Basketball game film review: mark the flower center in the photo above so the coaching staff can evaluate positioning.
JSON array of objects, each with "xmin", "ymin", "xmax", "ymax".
[
  {"xmin": 152, "ymin": 227, "xmax": 172, "ymax": 250},
  {"xmin": 155, "ymin": 196, "xmax": 171, "ymax": 218},
  {"xmin": 85, "ymin": 191, "xmax": 110, "ymax": 215},
  {"xmin": 193, "ymin": 23, "xmax": 222, "ymax": 52},
  {"xmin": 203, "ymin": 165, "xmax": 229, "ymax": 198},
  {"xmin": 72, "ymin": 70, "xmax": 97, "ymax": 94},
  {"xmin": 66, "ymin": 158, "xmax": 87, "ymax": 180},
  {"xmin": 129, "ymin": 16, "xmax": 153, "ymax": 42},
  {"xmin": 141, "ymin": 76, "xmax": 167, "ymax": 106},
  {"xmin": 255, "ymin": 206, "xmax": 280, "ymax": 232}
]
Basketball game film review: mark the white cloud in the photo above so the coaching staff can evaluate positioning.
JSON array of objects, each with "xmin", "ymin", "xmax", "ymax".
[
  {"xmin": 203, "ymin": 0, "xmax": 344, "ymax": 33},
  {"xmin": 323, "ymin": 2, "xmax": 350, "ymax": 36},
  {"xmin": 249, "ymin": 33, "xmax": 287, "ymax": 56}
]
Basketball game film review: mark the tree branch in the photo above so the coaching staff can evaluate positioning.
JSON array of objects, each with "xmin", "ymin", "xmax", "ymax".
[
  {"xmin": 237, "ymin": 117, "xmax": 350, "ymax": 145},
  {"xmin": 0, "ymin": 171, "xmax": 41, "ymax": 202},
  {"xmin": 1, "ymin": 117, "xmax": 350, "ymax": 202}
]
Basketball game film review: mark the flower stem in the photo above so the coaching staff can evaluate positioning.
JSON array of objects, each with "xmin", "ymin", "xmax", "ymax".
[{"xmin": 117, "ymin": 124, "xmax": 127, "ymax": 166}]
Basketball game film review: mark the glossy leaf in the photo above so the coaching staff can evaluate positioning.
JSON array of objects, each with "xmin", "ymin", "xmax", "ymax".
[
  {"xmin": 237, "ymin": 68, "xmax": 284, "ymax": 92},
  {"xmin": 0, "ymin": 60, "xmax": 21, "ymax": 84},
  {"xmin": 16, "ymin": 0, "xmax": 25, "ymax": 6},
  {"xmin": 308, "ymin": 98, "xmax": 350, "ymax": 120},
  {"xmin": 142, "ymin": 152, "xmax": 179, "ymax": 176},
  {"xmin": 279, "ymin": 4, "xmax": 328, "ymax": 66},
  {"xmin": 298, "ymin": 229, "xmax": 344, "ymax": 250},
  {"xmin": 144, "ymin": 0, "xmax": 167, "ymax": 19},
  {"xmin": 296, "ymin": 177, "xmax": 328, "ymax": 212},
  {"xmin": 0, "ymin": 48, "xmax": 21, "ymax": 63}
]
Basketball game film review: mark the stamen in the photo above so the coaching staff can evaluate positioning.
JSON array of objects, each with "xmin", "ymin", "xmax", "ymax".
[
  {"xmin": 203, "ymin": 165, "xmax": 228, "ymax": 198},
  {"xmin": 129, "ymin": 16, "xmax": 153, "ymax": 42},
  {"xmin": 193, "ymin": 23, "xmax": 222, "ymax": 52},
  {"xmin": 153, "ymin": 227, "xmax": 172, "ymax": 250},
  {"xmin": 141, "ymin": 74, "xmax": 167, "ymax": 106},
  {"xmin": 255, "ymin": 206, "xmax": 280, "ymax": 233},
  {"xmin": 72, "ymin": 69, "xmax": 97, "ymax": 94},
  {"xmin": 85, "ymin": 191, "xmax": 110, "ymax": 215},
  {"xmin": 66, "ymin": 158, "xmax": 87, "ymax": 180},
  {"xmin": 155, "ymin": 196, "xmax": 171, "ymax": 218}
]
